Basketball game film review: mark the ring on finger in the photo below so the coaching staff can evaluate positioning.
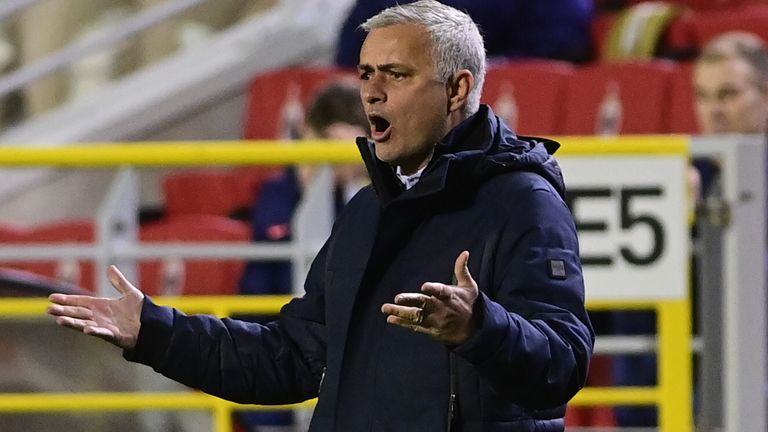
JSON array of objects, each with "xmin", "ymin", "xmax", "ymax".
[{"xmin": 414, "ymin": 308, "xmax": 425, "ymax": 325}]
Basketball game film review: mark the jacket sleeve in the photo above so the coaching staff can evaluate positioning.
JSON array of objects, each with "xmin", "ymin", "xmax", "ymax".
[
  {"xmin": 123, "ymin": 243, "xmax": 330, "ymax": 405},
  {"xmin": 452, "ymin": 186, "xmax": 595, "ymax": 409}
]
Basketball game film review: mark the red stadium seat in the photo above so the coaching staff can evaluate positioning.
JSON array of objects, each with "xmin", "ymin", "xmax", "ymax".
[
  {"xmin": 673, "ymin": 4, "xmax": 768, "ymax": 50},
  {"xmin": 0, "ymin": 223, "xmax": 30, "ymax": 273},
  {"xmin": 17, "ymin": 219, "xmax": 96, "ymax": 292},
  {"xmin": 243, "ymin": 66, "xmax": 357, "ymax": 140},
  {"xmin": 627, "ymin": 0, "xmax": 765, "ymax": 10},
  {"xmin": 139, "ymin": 215, "xmax": 251, "ymax": 296},
  {"xmin": 688, "ymin": 4, "xmax": 768, "ymax": 47},
  {"xmin": 482, "ymin": 60, "xmax": 575, "ymax": 136},
  {"xmin": 562, "ymin": 61, "xmax": 678, "ymax": 135},
  {"xmin": 162, "ymin": 169, "xmax": 238, "ymax": 218},
  {"xmin": 162, "ymin": 168, "xmax": 280, "ymax": 219},
  {"xmin": 669, "ymin": 62, "xmax": 700, "ymax": 133}
]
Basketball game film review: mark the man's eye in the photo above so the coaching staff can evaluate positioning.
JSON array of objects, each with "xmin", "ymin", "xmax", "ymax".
[
  {"xmin": 718, "ymin": 88, "xmax": 740, "ymax": 101},
  {"xmin": 392, "ymin": 72, "xmax": 405, "ymax": 80},
  {"xmin": 359, "ymin": 71, "xmax": 371, "ymax": 80}
]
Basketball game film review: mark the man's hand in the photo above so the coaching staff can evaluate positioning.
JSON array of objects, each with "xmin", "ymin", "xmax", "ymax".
[
  {"xmin": 381, "ymin": 250, "xmax": 479, "ymax": 345},
  {"xmin": 47, "ymin": 265, "xmax": 144, "ymax": 350}
]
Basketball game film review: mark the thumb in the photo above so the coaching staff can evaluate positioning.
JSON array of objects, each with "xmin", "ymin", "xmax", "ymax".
[
  {"xmin": 453, "ymin": 250, "xmax": 476, "ymax": 289},
  {"xmin": 107, "ymin": 265, "xmax": 141, "ymax": 297}
]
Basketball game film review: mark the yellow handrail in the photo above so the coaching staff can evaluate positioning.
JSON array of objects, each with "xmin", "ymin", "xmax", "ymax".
[
  {"xmin": 0, "ymin": 136, "xmax": 687, "ymax": 167},
  {"xmin": 0, "ymin": 137, "xmax": 693, "ymax": 431},
  {"xmin": 0, "ymin": 295, "xmax": 692, "ymax": 431}
]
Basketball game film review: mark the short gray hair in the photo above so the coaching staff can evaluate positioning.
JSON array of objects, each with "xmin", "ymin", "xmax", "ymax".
[{"xmin": 360, "ymin": 0, "xmax": 486, "ymax": 118}]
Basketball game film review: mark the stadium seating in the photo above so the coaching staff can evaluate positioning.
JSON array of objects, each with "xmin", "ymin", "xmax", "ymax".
[
  {"xmin": 15, "ymin": 219, "xmax": 96, "ymax": 293},
  {"xmin": 243, "ymin": 66, "xmax": 357, "ymax": 140},
  {"xmin": 660, "ymin": 3, "xmax": 768, "ymax": 57},
  {"xmin": 561, "ymin": 61, "xmax": 678, "ymax": 135},
  {"xmin": 482, "ymin": 60, "xmax": 575, "ymax": 135},
  {"xmin": 138, "ymin": 215, "xmax": 251, "ymax": 296},
  {"xmin": 0, "ymin": 223, "xmax": 29, "ymax": 273},
  {"xmin": 669, "ymin": 61, "xmax": 700, "ymax": 133}
]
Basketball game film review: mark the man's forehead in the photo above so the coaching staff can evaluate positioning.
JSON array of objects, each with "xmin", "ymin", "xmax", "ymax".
[{"xmin": 359, "ymin": 25, "xmax": 432, "ymax": 69}]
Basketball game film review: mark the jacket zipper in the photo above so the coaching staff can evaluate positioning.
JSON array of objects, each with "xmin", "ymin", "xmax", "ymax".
[
  {"xmin": 319, "ymin": 366, "xmax": 326, "ymax": 393},
  {"xmin": 447, "ymin": 352, "xmax": 458, "ymax": 432}
]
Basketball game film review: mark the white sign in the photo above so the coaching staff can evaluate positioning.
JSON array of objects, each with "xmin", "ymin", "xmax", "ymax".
[{"xmin": 559, "ymin": 156, "xmax": 689, "ymax": 300}]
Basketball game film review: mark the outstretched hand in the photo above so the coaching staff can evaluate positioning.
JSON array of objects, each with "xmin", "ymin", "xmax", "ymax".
[
  {"xmin": 381, "ymin": 251, "xmax": 479, "ymax": 345},
  {"xmin": 47, "ymin": 265, "xmax": 144, "ymax": 350}
]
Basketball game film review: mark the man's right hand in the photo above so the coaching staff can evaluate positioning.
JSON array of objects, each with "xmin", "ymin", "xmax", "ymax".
[{"xmin": 47, "ymin": 265, "xmax": 144, "ymax": 350}]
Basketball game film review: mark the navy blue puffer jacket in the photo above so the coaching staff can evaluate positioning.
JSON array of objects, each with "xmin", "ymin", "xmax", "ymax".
[{"xmin": 126, "ymin": 105, "xmax": 594, "ymax": 431}]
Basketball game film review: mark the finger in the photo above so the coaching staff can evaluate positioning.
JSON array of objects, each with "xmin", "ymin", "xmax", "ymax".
[
  {"xmin": 108, "ymin": 265, "xmax": 138, "ymax": 296},
  {"xmin": 421, "ymin": 282, "xmax": 452, "ymax": 301},
  {"xmin": 393, "ymin": 293, "xmax": 430, "ymax": 307},
  {"xmin": 381, "ymin": 303, "xmax": 423, "ymax": 323},
  {"xmin": 453, "ymin": 250, "xmax": 476, "ymax": 289},
  {"xmin": 386, "ymin": 315, "xmax": 432, "ymax": 334},
  {"xmin": 48, "ymin": 293, "xmax": 98, "ymax": 307},
  {"xmin": 55, "ymin": 316, "xmax": 98, "ymax": 331},
  {"xmin": 47, "ymin": 304, "xmax": 94, "ymax": 320},
  {"xmin": 83, "ymin": 326, "xmax": 116, "ymax": 341}
]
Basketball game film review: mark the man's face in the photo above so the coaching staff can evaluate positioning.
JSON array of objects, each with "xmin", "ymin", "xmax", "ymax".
[
  {"xmin": 358, "ymin": 23, "xmax": 450, "ymax": 174},
  {"xmin": 694, "ymin": 57, "xmax": 768, "ymax": 134}
]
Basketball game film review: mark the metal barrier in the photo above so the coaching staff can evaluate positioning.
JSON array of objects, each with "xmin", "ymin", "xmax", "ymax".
[
  {"xmin": 0, "ymin": 295, "xmax": 692, "ymax": 432},
  {"xmin": 0, "ymin": 137, "xmax": 713, "ymax": 431}
]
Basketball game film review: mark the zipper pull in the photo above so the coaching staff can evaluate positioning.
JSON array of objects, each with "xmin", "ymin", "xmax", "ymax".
[{"xmin": 319, "ymin": 367, "xmax": 326, "ymax": 394}]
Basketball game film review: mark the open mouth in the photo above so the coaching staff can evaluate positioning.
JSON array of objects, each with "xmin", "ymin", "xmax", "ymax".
[{"xmin": 369, "ymin": 115, "xmax": 392, "ymax": 141}]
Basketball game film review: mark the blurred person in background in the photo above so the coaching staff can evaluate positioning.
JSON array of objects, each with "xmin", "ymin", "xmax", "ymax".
[
  {"xmin": 613, "ymin": 30, "xmax": 768, "ymax": 429},
  {"xmin": 238, "ymin": 79, "xmax": 369, "ymax": 298},
  {"xmin": 694, "ymin": 31, "xmax": 768, "ymax": 136},
  {"xmin": 335, "ymin": 0, "xmax": 595, "ymax": 67},
  {"xmin": 48, "ymin": 2, "xmax": 593, "ymax": 430}
]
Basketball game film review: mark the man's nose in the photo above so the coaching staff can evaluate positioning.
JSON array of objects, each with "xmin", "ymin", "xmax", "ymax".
[{"xmin": 362, "ymin": 76, "xmax": 386, "ymax": 104}]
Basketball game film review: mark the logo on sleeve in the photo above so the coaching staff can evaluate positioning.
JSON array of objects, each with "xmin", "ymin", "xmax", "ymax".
[{"xmin": 547, "ymin": 259, "xmax": 567, "ymax": 280}]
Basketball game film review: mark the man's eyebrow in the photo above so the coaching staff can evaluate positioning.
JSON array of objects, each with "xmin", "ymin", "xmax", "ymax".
[{"xmin": 357, "ymin": 63, "xmax": 410, "ymax": 72}]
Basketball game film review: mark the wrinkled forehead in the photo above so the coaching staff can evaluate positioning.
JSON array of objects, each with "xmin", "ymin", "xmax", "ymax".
[
  {"xmin": 695, "ymin": 57, "xmax": 762, "ymax": 90},
  {"xmin": 359, "ymin": 23, "xmax": 434, "ymax": 68}
]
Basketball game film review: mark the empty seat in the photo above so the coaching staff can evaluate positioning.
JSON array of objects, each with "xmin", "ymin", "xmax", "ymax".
[
  {"xmin": 689, "ymin": 4, "xmax": 768, "ymax": 47},
  {"xmin": 162, "ymin": 169, "xmax": 237, "ymax": 218},
  {"xmin": 482, "ymin": 60, "xmax": 575, "ymax": 135},
  {"xmin": 243, "ymin": 66, "xmax": 357, "ymax": 140},
  {"xmin": 17, "ymin": 219, "xmax": 96, "ymax": 292},
  {"xmin": 562, "ymin": 61, "xmax": 678, "ymax": 135},
  {"xmin": 669, "ymin": 61, "xmax": 700, "ymax": 133},
  {"xmin": 162, "ymin": 168, "xmax": 279, "ymax": 220},
  {"xmin": 139, "ymin": 215, "xmax": 251, "ymax": 296},
  {"xmin": 0, "ymin": 223, "xmax": 30, "ymax": 273},
  {"xmin": 664, "ymin": 4, "xmax": 768, "ymax": 56}
]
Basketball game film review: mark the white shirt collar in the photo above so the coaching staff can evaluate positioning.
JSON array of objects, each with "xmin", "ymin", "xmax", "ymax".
[{"xmin": 395, "ymin": 165, "xmax": 426, "ymax": 190}]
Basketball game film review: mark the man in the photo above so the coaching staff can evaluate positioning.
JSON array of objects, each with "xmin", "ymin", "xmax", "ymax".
[
  {"xmin": 693, "ymin": 31, "xmax": 768, "ymax": 135},
  {"xmin": 47, "ymin": 1, "xmax": 594, "ymax": 430}
]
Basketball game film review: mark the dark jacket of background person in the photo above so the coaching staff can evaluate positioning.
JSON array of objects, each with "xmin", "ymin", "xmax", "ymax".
[
  {"xmin": 238, "ymin": 168, "xmax": 351, "ymax": 296},
  {"xmin": 238, "ymin": 168, "xmax": 301, "ymax": 296},
  {"xmin": 123, "ymin": 106, "xmax": 594, "ymax": 431},
  {"xmin": 335, "ymin": 0, "xmax": 595, "ymax": 66}
]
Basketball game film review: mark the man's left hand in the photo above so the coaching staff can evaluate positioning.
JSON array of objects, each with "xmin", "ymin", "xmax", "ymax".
[{"xmin": 381, "ymin": 250, "xmax": 479, "ymax": 345}]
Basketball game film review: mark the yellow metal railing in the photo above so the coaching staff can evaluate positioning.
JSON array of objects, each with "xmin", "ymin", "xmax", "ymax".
[
  {"xmin": 0, "ymin": 296, "xmax": 693, "ymax": 432},
  {"xmin": 0, "ymin": 138, "xmax": 693, "ymax": 431}
]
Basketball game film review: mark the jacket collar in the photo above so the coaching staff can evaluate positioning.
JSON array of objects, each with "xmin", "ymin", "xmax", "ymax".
[{"xmin": 355, "ymin": 105, "xmax": 565, "ymax": 207}]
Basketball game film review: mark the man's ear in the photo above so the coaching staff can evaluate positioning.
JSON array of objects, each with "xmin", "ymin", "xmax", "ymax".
[{"xmin": 447, "ymin": 69, "xmax": 474, "ymax": 114}]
